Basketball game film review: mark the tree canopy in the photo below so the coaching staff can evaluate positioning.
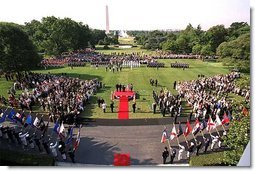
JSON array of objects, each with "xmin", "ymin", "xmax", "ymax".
[{"xmin": 0, "ymin": 22, "xmax": 40, "ymax": 71}]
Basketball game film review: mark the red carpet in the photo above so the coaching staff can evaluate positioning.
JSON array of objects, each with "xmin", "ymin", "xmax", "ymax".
[
  {"xmin": 113, "ymin": 153, "xmax": 130, "ymax": 166},
  {"xmin": 118, "ymin": 96, "xmax": 129, "ymax": 119}
]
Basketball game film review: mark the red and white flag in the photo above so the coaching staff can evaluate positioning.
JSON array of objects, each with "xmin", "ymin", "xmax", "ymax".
[
  {"xmin": 184, "ymin": 120, "xmax": 192, "ymax": 137},
  {"xmin": 192, "ymin": 118, "xmax": 200, "ymax": 135},
  {"xmin": 161, "ymin": 129, "xmax": 169, "ymax": 143},
  {"xmin": 59, "ymin": 122, "xmax": 66, "ymax": 138},
  {"xmin": 215, "ymin": 114, "xmax": 222, "ymax": 126},
  {"xmin": 74, "ymin": 125, "xmax": 82, "ymax": 151},
  {"xmin": 207, "ymin": 117, "xmax": 216, "ymax": 132},
  {"xmin": 221, "ymin": 113, "xmax": 230, "ymax": 125},
  {"xmin": 170, "ymin": 125, "xmax": 177, "ymax": 140}
]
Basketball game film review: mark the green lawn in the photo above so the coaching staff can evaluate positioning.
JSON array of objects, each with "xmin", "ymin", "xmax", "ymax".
[
  {"xmin": 95, "ymin": 45, "xmax": 156, "ymax": 55},
  {"xmin": 0, "ymin": 59, "xmax": 230, "ymax": 119}
]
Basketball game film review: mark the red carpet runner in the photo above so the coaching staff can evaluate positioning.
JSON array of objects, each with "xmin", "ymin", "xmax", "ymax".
[{"xmin": 118, "ymin": 96, "xmax": 129, "ymax": 119}]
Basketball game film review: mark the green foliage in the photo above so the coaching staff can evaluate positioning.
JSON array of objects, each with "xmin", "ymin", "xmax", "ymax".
[
  {"xmin": 0, "ymin": 22, "xmax": 40, "ymax": 72},
  {"xmin": 217, "ymin": 33, "xmax": 250, "ymax": 73},
  {"xmin": 189, "ymin": 151, "xmax": 227, "ymax": 166},
  {"xmin": 24, "ymin": 16, "xmax": 91, "ymax": 55},
  {"xmin": 235, "ymin": 75, "xmax": 250, "ymax": 89},
  {"xmin": 223, "ymin": 116, "xmax": 250, "ymax": 165}
]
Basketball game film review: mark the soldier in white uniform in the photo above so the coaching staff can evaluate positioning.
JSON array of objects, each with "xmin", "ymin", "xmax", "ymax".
[
  {"xmin": 50, "ymin": 141, "xmax": 58, "ymax": 157},
  {"xmin": 178, "ymin": 144, "xmax": 185, "ymax": 161},
  {"xmin": 19, "ymin": 132, "xmax": 28, "ymax": 148}
]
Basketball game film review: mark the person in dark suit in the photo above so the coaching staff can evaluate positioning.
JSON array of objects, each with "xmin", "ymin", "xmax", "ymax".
[
  {"xmin": 162, "ymin": 147, "xmax": 169, "ymax": 164},
  {"xmin": 170, "ymin": 148, "xmax": 176, "ymax": 164},
  {"xmin": 132, "ymin": 102, "xmax": 136, "ymax": 113},
  {"xmin": 110, "ymin": 101, "xmax": 114, "ymax": 113},
  {"xmin": 204, "ymin": 137, "xmax": 210, "ymax": 153},
  {"xmin": 196, "ymin": 140, "xmax": 202, "ymax": 156},
  {"xmin": 152, "ymin": 102, "xmax": 157, "ymax": 114}
]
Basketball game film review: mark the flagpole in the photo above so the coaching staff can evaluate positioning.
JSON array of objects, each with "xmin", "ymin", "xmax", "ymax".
[
  {"xmin": 215, "ymin": 126, "xmax": 220, "ymax": 136},
  {"xmin": 192, "ymin": 133, "xmax": 197, "ymax": 142},
  {"xmin": 221, "ymin": 124, "xmax": 226, "ymax": 132}
]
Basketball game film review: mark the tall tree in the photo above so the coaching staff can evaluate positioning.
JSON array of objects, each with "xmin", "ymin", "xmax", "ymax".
[{"xmin": 0, "ymin": 22, "xmax": 40, "ymax": 72}]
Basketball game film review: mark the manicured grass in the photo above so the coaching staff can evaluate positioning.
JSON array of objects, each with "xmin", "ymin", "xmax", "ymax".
[
  {"xmin": 189, "ymin": 151, "xmax": 227, "ymax": 166},
  {"xmin": 0, "ymin": 76, "xmax": 13, "ymax": 98},
  {"xmin": 0, "ymin": 59, "xmax": 230, "ymax": 119},
  {"xmin": 118, "ymin": 37, "xmax": 135, "ymax": 45},
  {"xmin": 95, "ymin": 45, "xmax": 156, "ymax": 55}
]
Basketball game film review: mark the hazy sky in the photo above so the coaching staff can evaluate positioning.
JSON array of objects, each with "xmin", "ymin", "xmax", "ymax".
[{"xmin": 0, "ymin": 0, "xmax": 250, "ymax": 30}]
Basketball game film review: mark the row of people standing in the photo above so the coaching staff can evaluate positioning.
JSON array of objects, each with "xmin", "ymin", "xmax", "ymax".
[{"xmin": 162, "ymin": 131, "xmax": 227, "ymax": 164}]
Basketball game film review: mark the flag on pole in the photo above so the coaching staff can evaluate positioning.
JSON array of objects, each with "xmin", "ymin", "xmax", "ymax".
[
  {"xmin": 74, "ymin": 125, "xmax": 82, "ymax": 151},
  {"xmin": 42, "ymin": 120, "xmax": 50, "ymax": 136},
  {"xmin": 161, "ymin": 129, "xmax": 169, "ymax": 143},
  {"xmin": 184, "ymin": 120, "xmax": 192, "ymax": 137},
  {"xmin": 192, "ymin": 118, "xmax": 200, "ymax": 135},
  {"xmin": 200, "ymin": 119, "xmax": 207, "ymax": 131},
  {"xmin": 53, "ymin": 121, "xmax": 60, "ymax": 133},
  {"xmin": 221, "ymin": 113, "xmax": 230, "ymax": 125},
  {"xmin": 170, "ymin": 125, "xmax": 177, "ymax": 140},
  {"xmin": 33, "ymin": 117, "xmax": 40, "ymax": 127},
  {"xmin": 0, "ymin": 110, "xmax": 7, "ymax": 123},
  {"xmin": 215, "ymin": 115, "xmax": 222, "ymax": 126},
  {"xmin": 25, "ymin": 114, "xmax": 33, "ymax": 125},
  {"xmin": 7, "ymin": 109, "xmax": 16, "ymax": 122},
  {"xmin": 206, "ymin": 117, "xmax": 216, "ymax": 132},
  {"xmin": 38, "ymin": 118, "xmax": 46, "ymax": 131},
  {"xmin": 59, "ymin": 122, "xmax": 66, "ymax": 138},
  {"xmin": 65, "ymin": 126, "xmax": 74, "ymax": 145},
  {"xmin": 177, "ymin": 123, "xmax": 183, "ymax": 137}
]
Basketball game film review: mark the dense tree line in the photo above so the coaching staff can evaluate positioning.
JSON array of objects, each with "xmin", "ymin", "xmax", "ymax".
[
  {"xmin": 132, "ymin": 22, "xmax": 250, "ymax": 72},
  {"xmin": 23, "ymin": 16, "xmax": 119, "ymax": 55},
  {"xmin": 0, "ymin": 22, "xmax": 41, "ymax": 72}
]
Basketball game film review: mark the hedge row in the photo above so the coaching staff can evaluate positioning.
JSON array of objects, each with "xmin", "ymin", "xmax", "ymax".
[{"xmin": 189, "ymin": 151, "xmax": 228, "ymax": 166}]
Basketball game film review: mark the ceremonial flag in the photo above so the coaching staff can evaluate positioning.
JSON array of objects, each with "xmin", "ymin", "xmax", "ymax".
[
  {"xmin": 215, "ymin": 115, "xmax": 222, "ymax": 126},
  {"xmin": 177, "ymin": 123, "xmax": 183, "ymax": 137},
  {"xmin": 42, "ymin": 120, "xmax": 50, "ymax": 136},
  {"xmin": 192, "ymin": 118, "xmax": 200, "ymax": 135},
  {"xmin": 7, "ymin": 109, "xmax": 16, "ymax": 122},
  {"xmin": 206, "ymin": 117, "xmax": 216, "ymax": 132},
  {"xmin": 221, "ymin": 113, "xmax": 230, "ymax": 125},
  {"xmin": 33, "ymin": 117, "xmax": 40, "ymax": 127},
  {"xmin": 25, "ymin": 114, "xmax": 33, "ymax": 125},
  {"xmin": 161, "ymin": 129, "xmax": 169, "ymax": 143},
  {"xmin": 65, "ymin": 126, "xmax": 74, "ymax": 145},
  {"xmin": 184, "ymin": 120, "xmax": 192, "ymax": 137},
  {"xmin": 38, "ymin": 118, "xmax": 46, "ymax": 131},
  {"xmin": 200, "ymin": 119, "xmax": 207, "ymax": 131},
  {"xmin": 53, "ymin": 121, "xmax": 60, "ymax": 133},
  {"xmin": 0, "ymin": 110, "xmax": 7, "ymax": 123},
  {"xmin": 170, "ymin": 125, "xmax": 177, "ymax": 140},
  {"xmin": 74, "ymin": 125, "xmax": 82, "ymax": 151},
  {"xmin": 59, "ymin": 122, "xmax": 66, "ymax": 138}
]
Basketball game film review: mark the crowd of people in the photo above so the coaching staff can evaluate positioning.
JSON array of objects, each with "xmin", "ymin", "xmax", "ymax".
[
  {"xmin": 171, "ymin": 62, "xmax": 189, "ymax": 69},
  {"xmin": 162, "ymin": 129, "xmax": 228, "ymax": 164},
  {"xmin": 152, "ymin": 89, "xmax": 182, "ymax": 119},
  {"xmin": 1, "ymin": 72, "xmax": 102, "ymax": 125},
  {"xmin": 147, "ymin": 62, "xmax": 165, "ymax": 68},
  {"xmin": 176, "ymin": 71, "xmax": 250, "ymax": 120},
  {"xmin": 0, "ymin": 108, "xmax": 78, "ymax": 163}
]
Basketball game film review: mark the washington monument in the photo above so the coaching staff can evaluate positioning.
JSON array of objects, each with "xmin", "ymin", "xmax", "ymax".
[{"xmin": 105, "ymin": 5, "xmax": 110, "ymax": 34}]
